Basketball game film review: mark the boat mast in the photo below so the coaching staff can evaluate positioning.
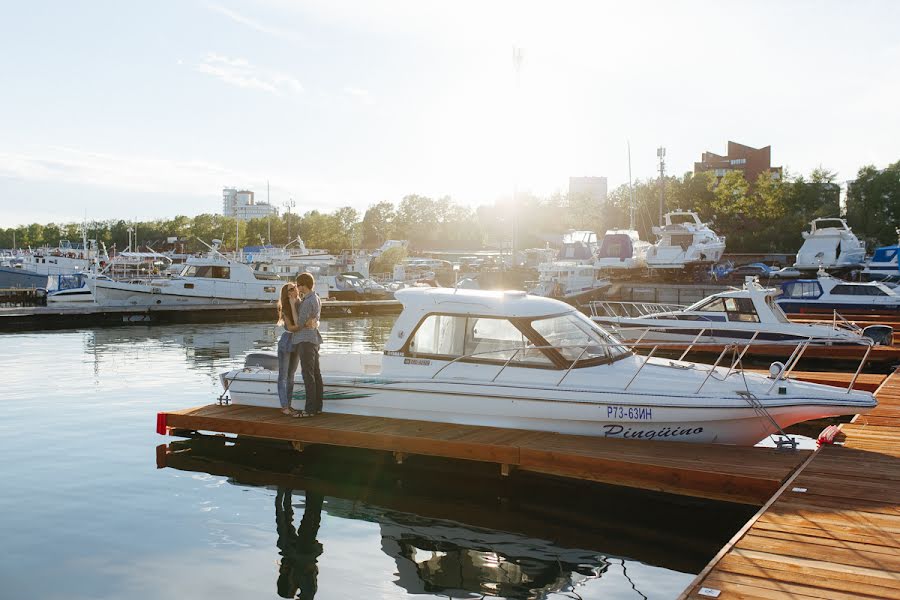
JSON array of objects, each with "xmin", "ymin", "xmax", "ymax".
[
  {"xmin": 656, "ymin": 146, "xmax": 666, "ymax": 226},
  {"xmin": 628, "ymin": 141, "xmax": 635, "ymax": 231}
]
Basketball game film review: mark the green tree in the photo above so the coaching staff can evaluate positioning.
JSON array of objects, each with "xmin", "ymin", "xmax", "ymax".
[
  {"xmin": 370, "ymin": 246, "xmax": 408, "ymax": 275},
  {"xmin": 846, "ymin": 161, "xmax": 900, "ymax": 246},
  {"xmin": 361, "ymin": 201, "xmax": 395, "ymax": 247}
]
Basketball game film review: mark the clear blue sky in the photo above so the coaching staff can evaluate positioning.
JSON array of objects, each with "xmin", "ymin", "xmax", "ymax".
[{"xmin": 2, "ymin": 0, "xmax": 898, "ymax": 226}]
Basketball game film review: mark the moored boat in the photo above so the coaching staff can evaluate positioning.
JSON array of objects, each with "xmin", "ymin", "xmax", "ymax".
[
  {"xmin": 793, "ymin": 218, "xmax": 865, "ymax": 271},
  {"xmin": 221, "ymin": 287, "xmax": 876, "ymax": 446},
  {"xmin": 93, "ymin": 240, "xmax": 280, "ymax": 306},
  {"xmin": 591, "ymin": 277, "xmax": 893, "ymax": 347},
  {"xmin": 776, "ymin": 271, "xmax": 900, "ymax": 314},
  {"xmin": 645, "ymin": 211, "xmax": 725, "ymax": 274}
]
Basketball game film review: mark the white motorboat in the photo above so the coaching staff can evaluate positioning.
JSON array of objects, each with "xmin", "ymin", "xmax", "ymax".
[
  {"xmin": 596, "ymin": 229, "xmax": 651, "ymax": 271},
  {"xmin": 93, "ymin": 240, "xmax": 281, "ymax": 306},
  {"xmin": 46, "ymin": 273, "xmax": 100, "ymax": 303},
  {"xmin": 221, "ymin": 287, "xmax": 876, "ymax": 446},
  {"xmin": 777, "ymin": 270, "xmax": 900, "ymax": 314},
  {"xmin": 862, "ymin": 233, "xmax": 900, "ymax": 280},
  {"xmin": 591, "ymin": 277, "xmax": 893, "ymax": 347},
  {"xmin": 528, "ymin": 261, "xmax": 609, "ymax": 304},
  {"xmin": 0, "ymin": 238, "xmax": 106, "ymax": 289},
  {"xmin": 793, "ymin": 218, "xmax": 865, "ymax": 271},
  {"xmin": 645, "ymin": 211, "xmax": 725, "ymax": 273},
  {"xmin": 528, "ymin": 230, "xmax": 608, "ymax": 303}
]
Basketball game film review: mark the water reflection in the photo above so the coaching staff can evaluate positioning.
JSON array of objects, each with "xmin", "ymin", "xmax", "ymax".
[
  {"xmin": 276, "ymin": 489, "xmax": 323, "ymax": 600},
  {"xmin": 373, "ymin": 509, "xmax": 608, "ymax": 598},
  {"xmin": 81, "ymin": 317, "xmax": 396, "ymax": 373},
  {"xmin": 160, "ymin": 435, "xmax": 754, "ymax": 599}
]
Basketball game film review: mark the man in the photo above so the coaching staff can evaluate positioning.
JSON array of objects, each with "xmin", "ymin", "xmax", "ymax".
[{"xmin": 294, "ymin": 272, "xmax": 324, "ymax": 416}]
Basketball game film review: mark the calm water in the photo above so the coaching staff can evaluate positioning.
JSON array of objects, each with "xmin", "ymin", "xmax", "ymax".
[{"xmin": 1, "ymin": 318, "xmax": 754, "ymax": 600}]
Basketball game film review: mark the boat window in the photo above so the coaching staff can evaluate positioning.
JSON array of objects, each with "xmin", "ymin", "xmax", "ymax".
[
  {"xmin": 530, "ymin": 313, "xmax": 628, "ymax": 363},
  {"xmin": 831, "ymin": 284, "xmax": 885, "ymax": 296},
  {"xmin": 724, "ymin": 297, "xmax": 760, "ymax": 322},
  {"xmin": 782, "ymin": 281, "xmax": 822, "ymax": 299},
  {"xmin": 180, "ymin": 265, "xmax": 230, "ymax": 279},
  {"xmin": 465, "ymin": 317, "xmax": 551, "ymax": 364},
  {"xmin": 670, "ymin": 234, "xmax": 694, "ymax": 250},
  {"xmin": 696, "ymin": 298, "xmax": 727, "ymax": 312},
  {"xmin": 669, "ymin": 214, "xmax": 697, "ymax": 225},
  {"xmin": 409, "ymin": 315, "xmax": 466, "ymax": 356}
]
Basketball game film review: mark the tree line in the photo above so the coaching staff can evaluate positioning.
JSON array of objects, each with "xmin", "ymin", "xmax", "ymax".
[{"xmin": 2, "ymin": 161, "xmax": 898, "ymax": 255}]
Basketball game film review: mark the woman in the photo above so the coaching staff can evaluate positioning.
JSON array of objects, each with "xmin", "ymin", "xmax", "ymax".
[{"xmin": 276, "ymin": 283, "xmax": 303, "ymax": 417}]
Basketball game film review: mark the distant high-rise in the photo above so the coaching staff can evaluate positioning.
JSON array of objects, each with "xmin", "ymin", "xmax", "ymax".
[
  {"xmin": 694, "ymin": 141, "xmax": 782, "ymax": 184},
  {"xmin": 568, "ymin": 176, "xmax": 608, "ymax": 203},
  {"xmin": 222, "ymin": 188, "xmax": 278, "ymax": 221}
]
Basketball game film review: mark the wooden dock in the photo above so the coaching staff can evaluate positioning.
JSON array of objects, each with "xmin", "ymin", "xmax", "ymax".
[
  {"xmin": 0, "ymin": 287, "xmax": 43, "ymax": 307},
  {"xmin": 156, "ymin": 404, "xmax": 810, "ymax": 505},
  {"xmin": 0, "ymin": 298, "xmax": 402, "ymax": 331},
  {"xmin": 679, "ymin": 369, "xmax": 900, "ymax": 599}
]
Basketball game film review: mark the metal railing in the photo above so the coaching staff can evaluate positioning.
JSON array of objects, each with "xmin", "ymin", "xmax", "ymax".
[
  {"xmin": 421, "ymin": 329, "xmax": 873, "ymax": 395},
  {"xmin": 589, "ymin": 300, "xmax": 686, "ymax": 318}
]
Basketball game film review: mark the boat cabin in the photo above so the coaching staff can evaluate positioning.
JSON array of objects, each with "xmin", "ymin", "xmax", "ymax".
[
  {"xmin": 780, "ymin": 279, "xmax": 896, "ymax": 300},
  {"xmin": 388, "ymin": 288, "xmax": 630, "ymax": 369}
]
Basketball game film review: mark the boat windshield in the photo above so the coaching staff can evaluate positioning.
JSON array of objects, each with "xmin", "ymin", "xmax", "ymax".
[
  {"xmin": 766, "ymin": 295, "xmax": 791, "ymax": 323},
  {"xmin": 530, "ymin": 312, "xmax": 630, "ymax": 364},
  {"xmin": 180, "ymin": 265, "xmax": 231, "ymax": 279}
]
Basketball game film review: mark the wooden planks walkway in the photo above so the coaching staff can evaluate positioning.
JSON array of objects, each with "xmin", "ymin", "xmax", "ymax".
[
  {"xmin": 679, "ymin": 370, "xmax": 900, "ymax": 599},
  {"xmin": 157, "ymin": 404, "xmax": 809, "ymax": 505}
]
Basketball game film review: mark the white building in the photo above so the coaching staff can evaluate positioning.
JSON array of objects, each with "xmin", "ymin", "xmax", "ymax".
[
  {"xmin": 568, "ymin": 176, "xmax": 608, "ymax": 203},
  {"xmin": 222, "ymin": 188, "xmax": 278, "ymax": 221}
]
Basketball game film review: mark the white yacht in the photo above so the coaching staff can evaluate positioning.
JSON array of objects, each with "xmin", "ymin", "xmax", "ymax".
[
  {"xmin": 793, "ymin": 218, "xmax": 865, "ymax": 271},
  {"xmin": 645, "ymin": 211, "xmax": 726, "ymax": 273},
  {"xmin": 0, "ymin": 238, "xmax": 107, "ymax": 289},
  {"xmin": 93, "ymin": 240, "xmax": 280, "ymax": 306},
  {"xmin": 528, "ymin": 230, "xmax": 608, "ymax": 303},
  {"xmin": 529, "ymin": 262, "xmax": 609, "ymax": 304},
  {"xmin": 777, "ymin": 270, "xmax": 900, "ymax": 314},
  {"xmin": 596, "ymin": 229, "xmax": 651, "ymax": 271},
  {"xmin": 221, "ymin": 287, "xmax": 876, "ymax": 446},
  {"xmin": 592, "ymin": 278, "xmax": 893, "ymax": 347}
]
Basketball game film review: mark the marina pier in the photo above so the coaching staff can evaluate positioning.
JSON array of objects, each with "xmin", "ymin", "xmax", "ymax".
[
  {"xmin": 680, "ymin": 370, "xmax": 900, "ymax": 599},
  {"xmin": 0, "ymin": 298, "xmax": 402, "ymax": 331},
  {"xmin": 157, "ymin": 365, "xmax": 900, "ymax": 597}
]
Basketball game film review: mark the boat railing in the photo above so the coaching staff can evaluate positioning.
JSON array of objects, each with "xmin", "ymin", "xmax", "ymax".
[
  {"xmin": 426, "ymin": 328, "xmax": 873, "ymax": 394},
  {"xmin": 588, "ymin": 300, "xmax": 685, "ymax": 318}
]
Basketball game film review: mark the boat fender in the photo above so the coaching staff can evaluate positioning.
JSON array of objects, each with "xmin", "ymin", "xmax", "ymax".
[
  {"xmin": 817, "ymin": 424, "xmax": 842, "ymax": 445},
  {"xmin": 768, "ymin": 361, "xmax": 785, "ymax": 379}
]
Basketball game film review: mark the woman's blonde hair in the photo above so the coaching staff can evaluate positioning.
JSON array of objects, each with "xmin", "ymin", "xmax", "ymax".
[{"xmin": 276, "ymin": 283, "xmax": 297, "ymax": 327}]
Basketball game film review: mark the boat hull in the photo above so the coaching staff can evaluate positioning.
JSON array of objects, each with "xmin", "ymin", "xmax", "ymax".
[
  {"xmin": 93, "ymin": 279, "xmax": 278, "ymax": 306},
  {"xmin": 223, "ymin": 369, "xmax": 872, "ymax": 446},
  {"xmin": 0, "ymin": 267, "xmax": 49, "ymax": 289}
]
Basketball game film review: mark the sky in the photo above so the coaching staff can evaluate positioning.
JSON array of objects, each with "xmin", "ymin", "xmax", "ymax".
[{"xmin": 1, "ymin": 0, "xmax": 899, "ymax": 227}]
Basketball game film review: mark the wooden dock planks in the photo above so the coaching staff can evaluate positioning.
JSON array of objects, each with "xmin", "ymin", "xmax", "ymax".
[
  {"xmin": 679, "ymin": 370, "xmax": 900, "ymax": 599},
  {"xmin": 158, "ymin": 404, "xmax": 810, "ymax": 505}
]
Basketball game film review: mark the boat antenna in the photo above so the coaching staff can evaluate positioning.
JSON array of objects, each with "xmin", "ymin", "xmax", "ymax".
[
  {"xmin": 196, "ymin": 237, "xmax": 229, "ymax": 260},
  {"xmin": 627, "ymin": 140, "xmax": 635, "ymax": 230}
]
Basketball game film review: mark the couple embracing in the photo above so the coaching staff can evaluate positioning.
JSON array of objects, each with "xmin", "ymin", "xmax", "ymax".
[{"xmin": 276, "ymin": 272, "xmax": 324, "ymax": 418}]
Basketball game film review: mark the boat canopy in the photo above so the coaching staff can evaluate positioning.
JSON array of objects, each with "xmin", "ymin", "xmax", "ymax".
[
  {"xmin": 871, "ymin": 246, "xmax": 900, "ymax": 265},
  {"xmin": 780, "ymin": 280, "xmax": 824, "ymax": 299},
  {"xmin": 598, "ymin": 233, "xmax": 634, "ymax": 260}
]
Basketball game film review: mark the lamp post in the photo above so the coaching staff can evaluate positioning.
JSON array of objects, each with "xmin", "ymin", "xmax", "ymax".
[
  {"xmin": 284, "ymin": 198, "xmax": 296, "ymax": 244},
  {"xmin": 657, "ymin": 147, "xmax": 666, "ymax": 226}
]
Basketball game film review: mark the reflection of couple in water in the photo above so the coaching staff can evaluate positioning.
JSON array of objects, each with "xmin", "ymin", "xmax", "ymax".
[{"xmin": 276, "ymin": 489, "xmax": 324, "ymax": 600}]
